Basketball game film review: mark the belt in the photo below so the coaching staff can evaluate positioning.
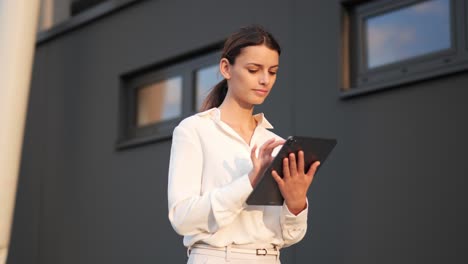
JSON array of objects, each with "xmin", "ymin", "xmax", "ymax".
[{"xmin": 190, "ymin": 244, "xmax": 280, "ymax": 256}]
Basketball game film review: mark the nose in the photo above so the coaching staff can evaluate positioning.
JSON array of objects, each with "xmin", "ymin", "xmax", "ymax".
[{"xmin": 259, "ymin": 72, "xmax": 270, "ymax": 86}]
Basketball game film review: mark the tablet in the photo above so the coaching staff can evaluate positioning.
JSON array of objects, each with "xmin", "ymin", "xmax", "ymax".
[{"xmin": 246, "ymin": 136, "xmax": 337, "ymax": 206}]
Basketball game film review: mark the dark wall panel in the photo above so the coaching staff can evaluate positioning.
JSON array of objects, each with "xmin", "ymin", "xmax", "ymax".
[{"xmin": 8, "ymin": 47, "xmax": 48, "ymax": 264}]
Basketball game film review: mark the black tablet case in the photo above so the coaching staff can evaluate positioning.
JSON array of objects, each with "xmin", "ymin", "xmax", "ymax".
[{"xmin": 246, "ymin": 136, "xmax": 337, "ymax": 206}]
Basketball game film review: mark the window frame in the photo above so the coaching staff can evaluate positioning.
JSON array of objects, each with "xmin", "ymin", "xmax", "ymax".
[
  {"xmin": 465, "ymin": 0, "xmax": 468, "ymax": 51},
  {"xmin": 341, "ymin": 0, "xmax": 468, "ymax": 98},
  {"xmin": 37, "ymin": 0, "xmax": 144, "ymax": 45},
  {"xmin": 116, "ymin": 44, "xmax": 222, "ymax": 150}
]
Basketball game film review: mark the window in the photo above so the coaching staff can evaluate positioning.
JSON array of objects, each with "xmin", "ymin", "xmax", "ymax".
[
  {"xmin": 37, "ymin": 0, "xmax": 141, "ymax": 43},
  {"xmin": 37, "ymin": 0, "xmax": 109, "ymax": 32},
  {"xmin": 117, "ymin": 47, "xmax": 222, "ymax": 149},
  {"xmin": 341, "ymin": 0, "xmax": 468, "ymax": 98},
  {"xmin": 466, "ymin": 0, "xmax": 468, "ymax": 51},
  {"xmin": 38, "ymin": 0, "xmax": 72, "ymax": 32},
  {"xmin": 365, "ymin": 0, "xmax": 451, "ymax": 68},
  {"xmin": 136, "ymin": 77, "xmax": 183, "ymax": 127},
  {"xmin": 195, "ymin": 64, "xmax": 223, "ymax": 110},
  {"xmin": 71, "ymin": 0, "xmax": 109, "ymax": 15}
]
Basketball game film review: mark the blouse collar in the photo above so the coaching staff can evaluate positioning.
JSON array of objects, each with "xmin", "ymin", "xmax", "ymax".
[{"xmin": 197, "ymin": 107, "xmax": 274, "ymax": 129}]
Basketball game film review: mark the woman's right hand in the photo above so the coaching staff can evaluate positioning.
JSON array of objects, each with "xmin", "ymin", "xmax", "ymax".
[{"xmin": 248, "ymin": 138, "xmax": 285, "ymax": 187}]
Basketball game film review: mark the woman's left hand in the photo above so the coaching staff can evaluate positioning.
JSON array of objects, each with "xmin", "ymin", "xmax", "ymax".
[{"xmin": 272, "ymin": 151, "xmax": 320, "ymax": 215}]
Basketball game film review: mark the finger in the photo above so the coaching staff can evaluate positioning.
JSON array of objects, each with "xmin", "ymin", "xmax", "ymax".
[
  {"xmin": 250, "ymin": 145, "xmax": 258, "ymax": 161},
  {"xmin": 270, "ymin": 139, "xmax": 286, "ymax": 148},
  {"xmin": 264, "ymin": 138, "xmax": 284, "ymax": 149},
  {"xmin": 289, "ymin": 153, "xmax": 298, "ymax": 176},
  {"xmin": 262, "ymin": 138, "xmax": 276, "ymax": 147},
  {"xmin": 258, "ymin": 138, "xmax": 275, "ymax": 157},
  {"xmin": 306, "ymin": 161, "xmax": 321, "ymax": 177},
  {"xmin": 297, "ymin": 151, "xmax": 305, "ymax": 174},
  {"xmin": 264, "ymin": 139, "xmax": 286, "ymax": 155},
  {"xmin": 272, "ymin": 170, "xmax": 284, "ymax": 186},
  {"xmin": 282, "ymin": 157, "xmax": 290, "ymax": 179}
]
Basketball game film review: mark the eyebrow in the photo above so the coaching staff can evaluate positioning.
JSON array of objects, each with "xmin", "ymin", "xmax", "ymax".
[{"xmin": 246, "ymin": 63, "xmax": 279, "ymax": 69}]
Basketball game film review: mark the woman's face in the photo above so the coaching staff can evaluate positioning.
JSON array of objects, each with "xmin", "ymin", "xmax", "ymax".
[{"xmin": 221, "ymin": 44, "xmax": 279, "ymax": 107}]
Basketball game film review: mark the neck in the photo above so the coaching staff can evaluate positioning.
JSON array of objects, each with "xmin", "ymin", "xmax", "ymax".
[{"xmin": 218, "ymin": 98, "xmax": 256, "ymax": 129}]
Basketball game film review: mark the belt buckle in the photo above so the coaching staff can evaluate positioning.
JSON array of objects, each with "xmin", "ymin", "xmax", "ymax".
[{"xmin": 256, "ymin": 248, "xmax": 267, "ymax": 256}]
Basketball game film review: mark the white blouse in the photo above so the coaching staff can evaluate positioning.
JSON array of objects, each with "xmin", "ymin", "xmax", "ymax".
[{"xmin": 167, "ymin": 107, "xmax": 308, "ymax": 249}]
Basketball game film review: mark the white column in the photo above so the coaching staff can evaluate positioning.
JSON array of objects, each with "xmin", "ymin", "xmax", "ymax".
[{"xmin": 0, "ymin": 1, "xmax": 40, "ymax": 263}]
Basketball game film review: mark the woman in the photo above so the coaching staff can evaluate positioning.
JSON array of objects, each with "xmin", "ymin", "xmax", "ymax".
[{"xmin": 168, "ymin": 25, "xmax": 320, "ymax": 263}]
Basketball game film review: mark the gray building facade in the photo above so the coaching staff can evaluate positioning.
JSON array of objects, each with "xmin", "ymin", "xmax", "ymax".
[{"xmin": 8, "ymin": 0, "xmax": 468, "ymax": 263}]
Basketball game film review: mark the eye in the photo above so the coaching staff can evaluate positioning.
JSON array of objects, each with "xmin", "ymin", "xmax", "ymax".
[
  {"xmin": 248, "ymin": 69, "xmax": 258, "ymax": 73},
  {"xmin": 269, "ymin": 71, "xmax": 277, "ymax": 76}
]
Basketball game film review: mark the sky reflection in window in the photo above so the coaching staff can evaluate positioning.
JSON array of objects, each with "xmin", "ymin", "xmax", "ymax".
[
  {"xmin": 136, "ymin": 76, "xmax": 182, "ymax": 127},
  {"xmin": 365, "ymin": 0, "xmax": 451, "ymax": 69},
  {"xmin": 195, "ymin": 64, "xmax": 223, "ymax": 111}
]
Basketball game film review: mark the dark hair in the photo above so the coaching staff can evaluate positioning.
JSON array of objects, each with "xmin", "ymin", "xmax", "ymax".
[{"xmin": 200, "ymin": 25, "xmax": 281, "ymax": 111}]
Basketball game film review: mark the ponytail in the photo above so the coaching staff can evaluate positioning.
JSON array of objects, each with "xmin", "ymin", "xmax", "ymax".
[{"xmin": 200, "ymin": 79, "xmax": 228, "ymax": 111}]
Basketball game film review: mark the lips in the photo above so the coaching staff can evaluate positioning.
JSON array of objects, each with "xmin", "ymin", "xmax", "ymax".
[{"xmin": 253, "ymin": 89, "xmax": 269, "ymax": 95}]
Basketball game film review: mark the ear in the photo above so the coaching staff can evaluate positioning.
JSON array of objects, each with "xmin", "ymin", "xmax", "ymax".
[{"xmin": 219, "ymin": 58, "xmax": 232, "ymax": 80}]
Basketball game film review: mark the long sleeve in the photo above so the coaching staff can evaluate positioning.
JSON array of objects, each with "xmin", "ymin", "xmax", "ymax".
[
  {"xmin": 280, "ymin": 200, "xmax": 308, "ymax": 247},
  {"xmin": 167, "ymin": 124, "xmax": 253, "ymax": 236}
]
